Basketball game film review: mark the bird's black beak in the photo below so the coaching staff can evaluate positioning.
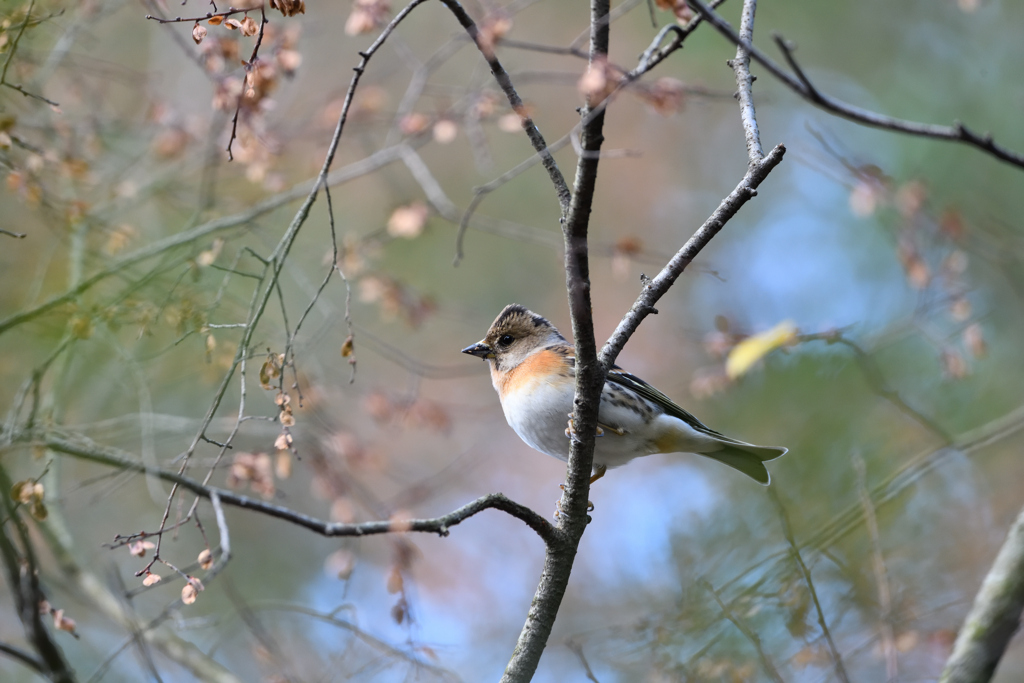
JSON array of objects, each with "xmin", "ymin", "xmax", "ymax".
[{"xmin": 461, "ymin": 342, "xmax": 493, "ymax": 360}]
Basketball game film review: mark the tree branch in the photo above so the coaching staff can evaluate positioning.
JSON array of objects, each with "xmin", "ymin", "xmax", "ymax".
[
  {"xmin": 437, "ymin": 0, "xmax": 571, "ymax": 211},
  {"xmin": 0, "ymin": 640, "xmax": 46, "ymax": 676},
  {"xmin": 940, "ymin": 503, "xmax": 1024, "ymax": 683},
  {"xmin": 14, "ymin": 431, "xmax": 557, "ymax": 546},
  {"xmin": 688, "ymin": 0, "xmax": 1024, "ymax": 171},
  {"xmin": 600, "ymin": 143, "xmax": 785, "ymax": 369},
  {"xmin": 729, "ymin": 0, "xmax": 763, "ymax": 165},
  {"xmin": 500, "ymin": 1, "xmax": 612, "ymax": 680}
]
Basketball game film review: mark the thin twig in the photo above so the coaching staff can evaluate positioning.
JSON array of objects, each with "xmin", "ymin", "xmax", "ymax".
[
  {"xmin": 854, "ymin": 453, "xmax": 898, "ymax": 683},
  {"xmin": 729, "ymin": 0, "xmax": 764, "ymax": 164},
  {"xmin": 701, "ymin": 578, "xmax": 786, "ymax": 683},
  {"xmin": 19, "ymin": 430, "xmax": 559, "ymax": 546},
  {"xmin": 0, "ymin": 145, "xmax": 407, "ymax": 338},
  {"xmin": 0, "ymin": 229, "xmax": 27, "ymax": 238},
  {"xmin": 768, "ymin": 488, "xmax": 851, "ymax": 683},
  {"xmin": 600, "ymin": 143, "xmax": 785, "ymax": 369},
  {"xmin": 688, "ymin": 0, "xmax": 1024, "ymax": 171},
  {"xmin": 0, "ymin": 0, "xmax": 60, "ymax": 107},
  {"xmin": 566, "ymin": 639, "xmax": 601, "ymax": 683},
  {"xmin": 437, "ymin": 0, "xmax": 571, "ymax": 211},
  {"xmin": 0, "ymin": 641, "xmax": 46, "ymax": 675},
  {"xmin": 226, "ymin": 6, "xmax": 267, "ymax": 160},
  {"xmin": 800, "ymin": 331, "xmax": 952, "ymax": 443}
]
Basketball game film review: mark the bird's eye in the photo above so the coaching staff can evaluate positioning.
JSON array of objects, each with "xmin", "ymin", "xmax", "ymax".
[{"xmin": 498, "ymin": 334, "xmax": 514, "ymax": 347}]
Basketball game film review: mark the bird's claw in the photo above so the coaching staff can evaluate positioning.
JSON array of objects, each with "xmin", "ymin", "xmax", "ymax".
[
  {"xmin": 554, "ymin": 482, "xmax": 594, "ymax": 518},
  {"xmin": 565, "ymin": 414, "xmax": 607, "ymax": 438}
]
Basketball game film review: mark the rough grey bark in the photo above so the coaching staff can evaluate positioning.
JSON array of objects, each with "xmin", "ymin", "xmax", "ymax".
[{"xmin": 940, "ymin": 504, "xmax": 1024, "ymax": 683}]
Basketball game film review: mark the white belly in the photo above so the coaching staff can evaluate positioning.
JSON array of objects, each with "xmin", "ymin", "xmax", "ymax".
[{"xmin": 500, "ymin": 380, "xmax": 715, "ymax": 470}]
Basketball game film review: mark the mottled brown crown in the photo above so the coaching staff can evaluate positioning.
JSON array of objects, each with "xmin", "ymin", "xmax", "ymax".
[{"xmin": 480, "ymin": 304, "xmax": 565, "ymax": 369}]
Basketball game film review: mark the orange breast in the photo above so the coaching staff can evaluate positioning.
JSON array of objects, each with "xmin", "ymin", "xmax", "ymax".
[{"xmin": 494, "ymin": 348, "xmax": 567, "ymax": 399}]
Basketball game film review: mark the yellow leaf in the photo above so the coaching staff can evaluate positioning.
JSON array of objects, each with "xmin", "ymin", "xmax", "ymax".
[{"xmin": 725, "ymin": 320, "xmax": 797, "ymax": 379}]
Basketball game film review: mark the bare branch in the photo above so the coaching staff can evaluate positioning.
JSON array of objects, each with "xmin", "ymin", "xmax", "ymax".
[
  {"xmin": 600, "ymin": 143, "xmax": 785, "ymax": 369},
  {"xmin": 940, "ymin": 503, "xmax": 1024, "ymax": 683},
  {"xmin": 688, "ymin": 0, "xmax": 1024, "ymax": 171},
  {"xmin": 769, "ymin": 489, "xmax": 851, "ymax": 683},
  {"xmin": 20, "ymin": 431, "xmax": 558, "ymax": 546},
  {"xmin": 800, "ymin": 331, "xmax": 952, "ymax": 443},
  {"xmin": 0, "ymin": 0, "xmax": 60, "ymax": 107},
  {"xmin": 501, "ymin": 2, "xmax": 613, "ymax": 681},
  {"xmin": 701, "ymin": 578, "xmax": 786, "ymax": 683},
  {"xmin": 226, "ymin": 6, "xmax": 268, "ymax": 161},
  {"xmin": 729, "ymin": 0, "xmax": 764, "ymax": 164},
  {"xmin": 0, "ymin": 464, "xmax": 75, "ymax": 682},
  {"xmin": 0, "ymin": 640, "xmax": 46, "ymax": 675},
  {"xmin": 437, "ymin": 0, "xmax": 572, "ymax": 210},
  {"xmin": 0, "ymin": 229, "xmax": 27, "ymax": 239},
  {"xmin": 0, "ymin": 144, "xmax": 406, "ymax": 338}
]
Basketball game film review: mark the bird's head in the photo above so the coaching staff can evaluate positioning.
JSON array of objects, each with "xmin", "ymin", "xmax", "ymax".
[{"xmin": 462, "ymin": 304, "xmax": 565, "ymax": 370}]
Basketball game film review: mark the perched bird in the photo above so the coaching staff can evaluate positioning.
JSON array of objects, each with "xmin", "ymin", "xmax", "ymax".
[{"xmin": 462, "ymin": 304, "xmax": 786, "ymax": 484}]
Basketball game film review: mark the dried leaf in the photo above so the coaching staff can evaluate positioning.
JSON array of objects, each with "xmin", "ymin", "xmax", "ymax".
[
  {"xmin": 270, "ymin": 0, "xmax": 306, "ymax": 17},
  {"xmin": 324, "ymin": 549, "xmax": 356, "ymax": 580},
  {"xmin": 345, "ymin": 0, "xmax": 390, "ymax": 35},
  {"xmin": 432, "ymin": 119, "xmax": 458, "ymax": 144},
  {"xmin": 276, "ymin": 48, "xmax": 302, "ymax": 75},
  {"xmin": 240, "ymin": 15, "xmax": 258, "ymax": 37},
  {"xmin": 11, "ymin": 480, "xmax": 32, "ymax": 504},
  {"xmin": 849, "ymin": 180, "xmax": 881, "ymax": 217},
  {"xmin": 275, "ymin": 451, "xmax": 292, "ymax": 479},
  {"xmin": 340, "ymin": 334, "xmax": 355, "ymax": 358},
  {"xmin": 29, "ymin": 498, "xmax": 47, "ymax": 521},
  {"xmin": 274, "ymin": 432, "xmax": 292, "ymax": 451},
  {"xmin": 224, "ymin": 18, "xmax": 243, "ymax": 31},
  {"xmin": 198, "ymin": 549, "xmax": 214, "ymax": 570},
  {"xmin": 390, "ymin": 597, "xmax": 406, "ymax": 624},
  {"xmin": 129, "ymin": 540, "xmax": 155, "ymax": 557},
  {"xmin": 578, "ymin": 57, "xmax": 616, "ymax": 103},
  {"xmin": 329, "ymin": 497, "xmax": 355, "ymax": 524},
  {"xmin": 142, "ymin": 572, "xmax": 162, "ymax": 586},
  {"xmin": 52, "ymin": 609, "xmax": 76, "ymax": 634},
  {"xmin": 964, "ymin": 323, "xmax": 987, "ymax": 358},
  {"xmin": 387, "ymin": 202, "xmax": 429, "ymax": 238},
  {"xmin": 725, "ymin": 321, "xmax": 798, "ymax": 379},
  {"xmin": 895, "ymin": 180, "xmax": 927, "ymax": 218},
  {"xmin": 950, "ymin": 296, "xmax": 971, "ymax": 322},
  {"xmin": 476, "ymin": 13, "xmax": 512, "ymax": 57},
  {"xmin": 192, "ymin": 23, "xmax": 207, "ymax": 44},
  {"xmin": 896, "ymin": 630, "xmax": 919, "ymax": 653},
  {"xmin": 196, "ymin": 237, "xmax": 224, "ymax": 266},
  {"xmin": 497, "ymin": 112, "xmax": 522, "ymax": 133},
  {"xmin": 386, "ymin": 565, "xmax": 404, "ymax": 594},
  {"xmin": 636, "ymin": 77, "xmax": 686, "ymax": 115},
  {"xmin": 181, "ymin": 583, "xmax": 199, "ymax": 605},
  {"xmin": 940, "ymin": 207, "xmax": 965, "ymax": 241},
  {"xmin": 398, "ymin": 113, "xmax": 429, "ymax": 136},
  {"xmin": 207, "ymin": 15, "xmax": 224, "ymax": 26},
  {"xmin": 70, "ymin": 315, "xmax": 94, "ymax": 340},
  {"xmin": 941, "ymin": 347, "xmax": 969, "ymax": 379}
]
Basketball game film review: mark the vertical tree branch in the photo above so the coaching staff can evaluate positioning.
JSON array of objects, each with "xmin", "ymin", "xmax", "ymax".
[
  {"xmin": 940, "ymin": 504, "xmax": 1024, "ymax": 683},
  {"xmin": 729, "ymin": 0, "xmax": 763, "ymax": 165},
  {"xmin": 500, "ymin": 1, "xmax": 611, "ymax": 681}
]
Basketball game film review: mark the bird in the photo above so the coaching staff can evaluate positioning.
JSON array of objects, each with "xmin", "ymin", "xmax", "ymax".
[{"xmin": 462, "ymin": 304, "xmax": 787, "ymax": 485}]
